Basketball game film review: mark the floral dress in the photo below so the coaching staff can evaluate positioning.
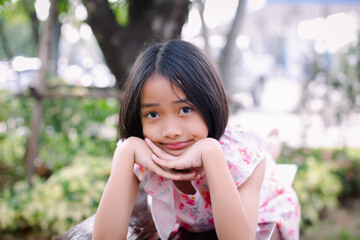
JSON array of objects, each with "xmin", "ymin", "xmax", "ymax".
[{"xmin": 124, "ymin": 127, "xmax": 300, "ymax": 240}]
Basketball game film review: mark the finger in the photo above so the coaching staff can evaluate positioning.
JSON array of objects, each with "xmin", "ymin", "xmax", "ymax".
[
  {"xmin": 144, "ymin": 138, "xmax": 163, "ymax": 154},
  {"xmin": 152, "ymin": 154, "xmax": 195, "ymax": 173},
  {"xmin": 151, "ymin": 154, "xmax": 178, "ymax": 169},
  {"xmin": 150, "ymin": 163, "xmax": 196, "ymax": 181},
  {"xmin": 151, "ymin": 157, "xmax": 201, "ymax": 181},
  {"xmin": 145, "ymin": 138, "xmax": 175, "ymax": 160},
  {"xmin": 144, "ymin": 137, "xmax": 155, "ymax": 148}
]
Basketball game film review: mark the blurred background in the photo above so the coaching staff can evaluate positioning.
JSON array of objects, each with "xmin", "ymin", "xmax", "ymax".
[{"xmin": 0, "ymin": 0, "xmax": 359, "ymax": 239}]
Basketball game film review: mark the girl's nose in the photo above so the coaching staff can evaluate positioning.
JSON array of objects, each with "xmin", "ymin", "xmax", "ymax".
[{"xmin": 162, "ymin": 119, "xmax": 182, "ymax": 139}]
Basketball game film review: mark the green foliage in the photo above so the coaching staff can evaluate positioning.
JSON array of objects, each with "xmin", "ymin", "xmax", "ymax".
[
  {"xmin": 39, "ymin": 97, "xmax": 119, "ymax": 170},
  {"xmin": 334, "ymin": 228, "xmax": 360, "ymax": 240},
  {"xmin": 0, "ymin": 0, "xmax": 38, "ymax": 58},
  {"xmin": 58, "ymin": 0, "xmax": 70, "ymax": 14},
  {"xmin": 279, "ymin": 146, "xmax": 344, "ymax": 231},
  {"xmin": 0, "ymin": 91, "xmax": 33, "ymax": 188},
  {"xmin": 0, "ymin": 90, "xmax": 119, "ymax": 190},
  {"xmin": 109, "ymin": 0, "xmax": 129, "ymax": 27},
  {"xmin": 294, "ymin": 157, "xmax": 342, "ymax": 230},
  {"xmin": 0, "ymin": 156, "xmax": 111, "ymax": 238},
  {"xmin": 334, "ymin": 151, "xmax": 360, "ymax": 204},
  {"xmin": 1, "ymin": 86, "xmax": 119, "ymax": 238}
]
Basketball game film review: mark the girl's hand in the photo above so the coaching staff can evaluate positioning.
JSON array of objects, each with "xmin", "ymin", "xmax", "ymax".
[
  {"xmin": 145, "ymin": 138, "xmax": 217, "ymax": 178},
  {"xmin": 124, "ymin": 137, "xmax": 198, "ymax": 181}
]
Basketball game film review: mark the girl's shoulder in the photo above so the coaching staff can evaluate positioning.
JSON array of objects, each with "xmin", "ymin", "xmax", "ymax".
[
  {"xmin": 220, "ymin": 127, "xmax": 267, "ymax": 151},
  {"xmin": 220, "ymin": 127, "xmax": 267, "ymax": 186}
]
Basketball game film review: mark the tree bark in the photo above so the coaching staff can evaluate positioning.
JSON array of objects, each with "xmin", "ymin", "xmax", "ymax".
[
  {"xmin": 82, "ymin": 0, "xmax": 190, "ymax": 90},
  {"xmin": 218, "ymin": 0, "xmax": 246, "ymax": 93},
  {"xmin": 23, "ymin": 0, "xmax": 57, "ymax": 186},
  {"xmin": 23, "ymin": 0, "xmax": 40, "ymax": 47},
  {"xmin": 24, "ymin": 98, "xmax": 43, "ymax": 185},
  {"xmin": 196, "ymin": 0, "xmax": 210, "ymax": 56}
]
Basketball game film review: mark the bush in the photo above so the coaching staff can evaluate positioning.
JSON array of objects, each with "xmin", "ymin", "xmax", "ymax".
[
  {"xmin": 0, "ymin": 90, "xmax": 118, "ymax": 190},
  {"xmin": 0, "ymin": 156, "xmax": 111, "ymax": 238},
  {"xmin": 334, "ymin": 149, "xmax": 360, "ymax": 205},
  {"xmin": 293, "ymin": 157, "xmax": 342, "ymax": 230},
  {"xmin": 279, "ymin": 146, "xmax": 343, "ymax": 231}
]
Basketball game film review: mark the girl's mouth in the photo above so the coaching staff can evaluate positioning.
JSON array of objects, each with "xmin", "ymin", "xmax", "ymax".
[{"xmin": 162, "ymin": 141, "xmax": 190, "ymax": 150}]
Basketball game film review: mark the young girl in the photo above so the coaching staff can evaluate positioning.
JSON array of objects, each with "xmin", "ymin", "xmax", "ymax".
[{"xmin": 92, "ymin": 40, "xmax": 300, "ymax": 240}]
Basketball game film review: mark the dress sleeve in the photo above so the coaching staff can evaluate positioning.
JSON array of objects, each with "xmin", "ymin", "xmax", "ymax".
[{"xmin": 219, "ymin": 128, "xmax": 266, "ymax": 187}]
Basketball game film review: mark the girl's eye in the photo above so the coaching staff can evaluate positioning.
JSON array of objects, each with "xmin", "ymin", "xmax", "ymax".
[
  {"xmin": 145, "ymin": 112, "xmax": 159, "ymax": 119},
  {"xmin": 179, "ymin": 107, "xmax": 192, "ymax": 114}
]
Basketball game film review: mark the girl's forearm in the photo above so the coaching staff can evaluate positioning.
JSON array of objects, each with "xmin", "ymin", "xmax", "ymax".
[
  {"xmin": 92, "ymin": 142, "xmax": 139, "ymax": 240},
  {"xmin": 202, "ymin": 139, "xmax": 255, "ymax": 240}
]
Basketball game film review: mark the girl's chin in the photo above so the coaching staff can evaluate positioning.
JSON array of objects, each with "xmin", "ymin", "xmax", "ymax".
[{"xmin": 162, "ymin": 148, "xmax": 185, "ymax": 157}]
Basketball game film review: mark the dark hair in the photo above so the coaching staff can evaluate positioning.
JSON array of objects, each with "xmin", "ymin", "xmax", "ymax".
[{"xmin": 119, "ymin": 40, "xmax": 229, "ymax": 140}]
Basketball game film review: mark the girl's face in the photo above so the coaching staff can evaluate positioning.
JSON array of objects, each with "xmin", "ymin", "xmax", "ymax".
[{"xmin": 140, "ymin": 74, "xmax": 209, "ymax": 156}]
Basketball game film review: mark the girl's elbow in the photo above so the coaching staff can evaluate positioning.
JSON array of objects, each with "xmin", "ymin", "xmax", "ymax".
[
  {"xmin": 92, "ymin": 224, "xmax": 127, "ymax": 240},
  {"xmin": 92, "ymin": 231, "xmax": 126, "ymax": 240},
  {"xmin": 217, "ymin": 226, "xmax": 253, "ymax": 240}
]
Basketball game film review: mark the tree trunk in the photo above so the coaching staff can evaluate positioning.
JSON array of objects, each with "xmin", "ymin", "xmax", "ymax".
[
  {"xmin": 196, "ymin": 0, "xmax": 210, "ymax": 56},
  {"xmin": 82, "ymin": 0, "xmax": 190, "ymax": 90},
  {"xmin": 218, "ymin": 0, "xmax": 246, "ymax": 93},
  {"xmin": 23, "ymin": 0, "xmax": 40, "ymax": 47},
  {"xmin": 50, "ymin": 18, "xmax": 61, "ymax": 76},
  {"xmin": 24, "ymin": 98, "xmax": 43, "ymax": 185},
  {"xmin": 23, "ymin": 0, "xmax": 57, "ymax": 186}
]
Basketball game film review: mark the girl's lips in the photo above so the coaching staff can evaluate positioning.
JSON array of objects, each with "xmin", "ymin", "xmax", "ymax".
[{"xmin": 162, "ymin": 141, "xmax": 190, "ymax": 150}]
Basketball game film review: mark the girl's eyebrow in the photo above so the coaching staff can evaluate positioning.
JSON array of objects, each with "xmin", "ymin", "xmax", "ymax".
[
  {"xmin": 140, "ymin": 98, "xmax": 190, "ymax": 108},
  {"xmin": 174, "ymin": 97, "xmax": 189, "ymax": 104},
  {"xmin": 140, "ymin": 103, "xmax": 159, "ymax": 108}
]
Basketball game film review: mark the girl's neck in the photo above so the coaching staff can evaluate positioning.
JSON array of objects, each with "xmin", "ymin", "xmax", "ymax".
[{"xmin": 174, "ymin": 180, "xmax": 196, "ymax": 195}]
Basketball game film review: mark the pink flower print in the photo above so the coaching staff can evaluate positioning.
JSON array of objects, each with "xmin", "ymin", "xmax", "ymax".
[
  {"xmin": 276, "ymin": 186, "xmax": 284, "ymax": 194},
  {"xmin": 287, "ymin": 197, "xmax": 296, "ymax": 205},
  {"xmin": 183, "ymin": 195, "xmax": 196, "ymax": 206},
  {"xmin": 201, "ymin": 190, "xmax": 211, "ymax": 208},
  {"xmin": 179, "ymin": 203, "xmax": 184, "ymax": 210},
  {"xmin": 157, "ymin": 176, "xmax": 165, "ymax": 186},
  {"xmin": 137, "ymin": 165, "xmax": 145, "ymax": 175},
  {"xmin": 195, "ymin": 177, "xmax": 203, "ymax": 185},
  {"xmin": 260, "ymin": 200, "xmax": 269, "ymax": 209},
  {"xmin": 238, "ymin": 148, "xmax": 251, "ymax": 164},
  {"xmin": 206, "ymin": 212, "xmax": 214, "ymax": 224}
]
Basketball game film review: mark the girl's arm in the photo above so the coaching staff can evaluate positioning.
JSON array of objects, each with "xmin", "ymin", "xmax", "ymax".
[
  {"xmin": 202, "ymin": 138, "xmax": 265, "ymax": 240},
  {"xmin": 92, "ymin": 137, "xmax": 199, "ymax": 240},
  {"xmin": 92, "ymin": 138, "xmax": 140, "ymax": 240},
  {"xmin": 149, "ymin": 138, "xmax": 266, "ymax": 240}
]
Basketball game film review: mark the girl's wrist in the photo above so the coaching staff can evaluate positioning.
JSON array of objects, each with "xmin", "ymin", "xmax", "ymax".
[
  {"xmin": 120, "ymin": 137, "xmax": 141, "ymax": 165},
  {"xmin": 200, "ymin": 138, "xmax": 224, "ymax": 169}
]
